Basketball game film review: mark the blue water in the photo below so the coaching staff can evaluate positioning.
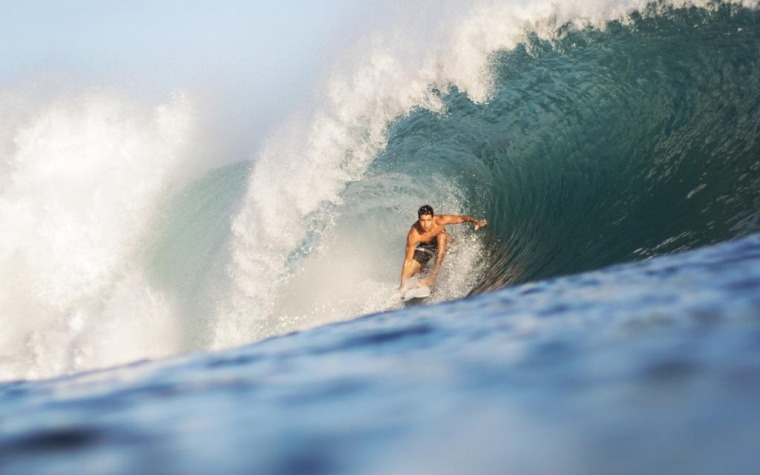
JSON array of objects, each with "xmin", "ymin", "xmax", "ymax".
[
  {"xmin": 2, "ymin": 233, "xmax": 759, "ymax": 474},
  {"xmin": 1, "ymin": 1, "xmax": 760, "ymax": 473}
]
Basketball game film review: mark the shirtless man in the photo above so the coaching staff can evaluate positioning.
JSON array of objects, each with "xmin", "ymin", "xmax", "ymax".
[{"xmin": 398, "ymin": 204, "xmax": 487, "ymax": 290}]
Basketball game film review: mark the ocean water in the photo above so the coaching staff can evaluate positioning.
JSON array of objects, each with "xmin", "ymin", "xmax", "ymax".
[{"xmin": 1, "ymin": 0, "xmax": 759, "ymax": 473}]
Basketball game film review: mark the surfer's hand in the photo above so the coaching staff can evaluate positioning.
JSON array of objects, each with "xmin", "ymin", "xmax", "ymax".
[{"xmin": 474, "ymin": 219, "xmax": 488, "ymax": 230}]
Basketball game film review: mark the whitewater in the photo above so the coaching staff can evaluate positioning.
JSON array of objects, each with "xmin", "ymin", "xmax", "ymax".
[{"xmin": 1, "ymin": 0, "xmax": 759, "ymax": 473}]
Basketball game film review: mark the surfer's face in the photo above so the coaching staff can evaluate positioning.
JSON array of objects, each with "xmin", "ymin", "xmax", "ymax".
[{"xmin": 419, "ymin": 214, "xmax": 434, "ymax": 232}]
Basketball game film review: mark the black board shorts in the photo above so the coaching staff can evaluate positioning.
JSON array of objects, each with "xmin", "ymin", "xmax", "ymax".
[{"xmin": 413, "ymin": 241, "xmax": 437, "ymax": 266}]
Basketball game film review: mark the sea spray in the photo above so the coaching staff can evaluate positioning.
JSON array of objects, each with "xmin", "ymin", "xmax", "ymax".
[{"xmin": 0, "ymin": 91, "xmax": 195, "ymax": 380}]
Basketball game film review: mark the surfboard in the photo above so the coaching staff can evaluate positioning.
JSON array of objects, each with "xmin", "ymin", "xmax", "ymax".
[{"xmin": 400, "ymin": 277, "xmax": 431, "ymax": 302}]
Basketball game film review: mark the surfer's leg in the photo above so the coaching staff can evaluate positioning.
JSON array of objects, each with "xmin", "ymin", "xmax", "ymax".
[
  {"xmin": 436, "ymin": 231, "xmax": 450, "ymax": 265},
  {"xmin": 408, "ymin": 256, "xmax": 423, "ymax": 276},
  {"xmin": 420, "ymin": 232, "xmax": 449, "ymax": 287}
]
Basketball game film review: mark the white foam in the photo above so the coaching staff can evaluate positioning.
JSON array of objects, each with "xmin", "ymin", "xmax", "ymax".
[{"xmin": 0, "ymin": 90, "xmax": 194, "ymax": 380}]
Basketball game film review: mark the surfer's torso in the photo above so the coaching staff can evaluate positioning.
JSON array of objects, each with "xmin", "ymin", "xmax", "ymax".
[{"xmin": 411, "ymin": 218, "xmax": 447, "ymax": 265}]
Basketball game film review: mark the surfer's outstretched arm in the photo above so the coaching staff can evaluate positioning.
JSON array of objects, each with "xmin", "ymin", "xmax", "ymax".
[{"xmin": 438, "ymin": 214, "xmax": 488, "ymax": 229}]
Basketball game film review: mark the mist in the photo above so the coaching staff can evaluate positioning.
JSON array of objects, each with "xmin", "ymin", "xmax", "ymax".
[{"xmin": 0, "ymin": 1, "xmax": 376, "ymax": 168}]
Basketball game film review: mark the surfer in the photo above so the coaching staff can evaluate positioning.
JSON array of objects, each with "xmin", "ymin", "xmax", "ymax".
[{"xmin": 398, "ymin": 204, "xmax": 487, "ymax": 291}]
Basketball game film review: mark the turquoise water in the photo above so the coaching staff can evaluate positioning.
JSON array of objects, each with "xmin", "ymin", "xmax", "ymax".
[
  {"xmin": 372, "ymin": 2, "xmax": 760, "ymax": 288},
  {"xmin": 1, "ymin": 1, "xmax": 759, "ymax": 473}
]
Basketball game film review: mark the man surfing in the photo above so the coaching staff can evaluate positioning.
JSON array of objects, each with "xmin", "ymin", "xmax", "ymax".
[{"xmin": 398, "ymin": 204, "xmax": 487, "ymax": 292}]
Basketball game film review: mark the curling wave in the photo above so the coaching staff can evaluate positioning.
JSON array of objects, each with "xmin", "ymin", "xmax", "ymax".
[{"xmin": 373, "ymin": 1, "xmax": 760, "ymax": 291}]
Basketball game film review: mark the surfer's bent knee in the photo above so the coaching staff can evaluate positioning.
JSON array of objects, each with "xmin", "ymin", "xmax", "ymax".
[
  {"xmin": 437, "ymin": 232, "xmax": 450, "ymax": 249},
  {"xmin": 408, "ymin": 258, "xmax": 422, "ymax": 275}
]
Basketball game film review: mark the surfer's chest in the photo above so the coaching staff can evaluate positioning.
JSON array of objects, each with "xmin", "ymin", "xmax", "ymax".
[{"xmin": 418, "ymin": 229, "xmax": 442, "ymax": 244}]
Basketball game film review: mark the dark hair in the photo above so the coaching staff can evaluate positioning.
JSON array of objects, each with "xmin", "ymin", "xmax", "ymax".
[{"xmin": 417, "ymin": 204, "xmax": 434, "ymax": 217}]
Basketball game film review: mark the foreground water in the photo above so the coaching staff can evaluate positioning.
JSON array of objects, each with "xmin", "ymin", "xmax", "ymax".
[{"xmin": 2, "ymin": 233, "xmax": 758, "ymax": 474}]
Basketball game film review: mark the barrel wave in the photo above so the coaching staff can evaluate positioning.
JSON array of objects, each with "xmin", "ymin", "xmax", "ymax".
[
  {"xmin": 371, "ymin": 2, "xmax": 760, "ymax": 292},
  {"xmin": 218, "ymin": 0, "xmax": 760, "ymax": 348}
]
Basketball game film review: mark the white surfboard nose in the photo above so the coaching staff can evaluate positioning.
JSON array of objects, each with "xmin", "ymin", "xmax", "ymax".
[{"xmin": 401, "ymin": 282, "xmax": 431, "ymax": 301}]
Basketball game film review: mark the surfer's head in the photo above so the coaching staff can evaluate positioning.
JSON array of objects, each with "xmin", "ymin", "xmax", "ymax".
[
  {"xmin": 417, "ymin": 205, "xmax": 434, "ymax": 218},
  {"xmin": 417, "ymin": 205, "xmax": 434, "ymax": 231}
]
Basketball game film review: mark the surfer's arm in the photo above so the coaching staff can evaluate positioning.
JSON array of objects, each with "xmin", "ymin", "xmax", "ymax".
[
  {"xmin": 438, "ymin": 214, "xmax": 488, "ymax": 230},
  {"xmin": 398, "ymin": 233, "xmax": 417, "ymax": 290}
]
